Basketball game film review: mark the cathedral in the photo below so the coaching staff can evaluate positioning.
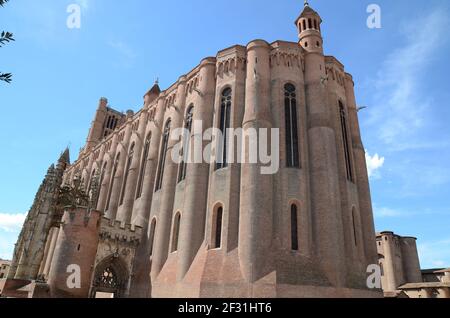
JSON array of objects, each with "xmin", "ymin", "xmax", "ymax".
[{"xmin": 2, "ymin": 2, "xmax": 382, "ymax": 298}]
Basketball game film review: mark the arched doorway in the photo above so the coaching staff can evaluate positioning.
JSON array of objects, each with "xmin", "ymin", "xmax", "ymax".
[{"xmin": 90, "ymin": 255, "xmax": 129, "ymax": 298}]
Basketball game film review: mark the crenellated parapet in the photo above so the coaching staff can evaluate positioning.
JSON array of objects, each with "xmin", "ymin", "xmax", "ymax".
[{"xmin": 99, "ymin": 217, "xmax": 143, "ymax": 247}]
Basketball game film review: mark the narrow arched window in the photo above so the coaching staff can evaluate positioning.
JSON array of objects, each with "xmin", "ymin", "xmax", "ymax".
[
  {"xmin": 100, "ymin": 162, "xmax": 107, "ymax": 187},
  {"xmin": 285, "ymin": 84, "xmax": 300, "ymax": 168},
  {"xmin": 95, "ymin": 162, "xmax": 107, "ymax": 208},
  {"xmin": 314, "ymin": 19, "xmax": 318, "ymax": 29},
  {"xmin": 216, "ymin": 88, "xmax": 232, "ymax": 170},
  {"xmin": 379, "ymin": 261, "xmax": 384, "ymax": 276},
  {"xmin": 308, "ymin": 18, "xmax": 312, "ymax": 29},
  {"xmin": 149, "ymin": 218, "xmax": 157, "ymax": 257},
  {"xmin": 302, "ymin": 19, "xmax": 306, "ymax": 31},
  {"xmin": 171, "ymin": 213, "xmax": 181, "ymax": 252},
  {"xmin": 291, "ymin": 204, "xmax": 299, "ymax": 251},
  {"xmin": 213, "ymin": 207, "xmax": 223, "ymax": 249},
  {"xmin": 352, "ymin": 208, "xmax": 358, "ymax": 246},
  {"xmin": 136, "ymin": 133, "xmax": 151, "ymax": 199},
  {"xmin": 178, "ymin": 106, "xmax": 194, "ymax": 182},
  {"xmin": 87, "ymin": 169, "xmax": 96, "ymax": 192},
  {"xmin": 119, "ymin": 143, "xmax": 135, "ymax": 206},
  {"xmin": 155, "ymin": 120, "xmax": 171, "ymax": 191},
  {"xmin": 339, "ymin": 101, "xmax": 354, "ymax": 182},
  {"xmin": 105, "ymin": 153, "xmax": 120, "ymax": 211}
]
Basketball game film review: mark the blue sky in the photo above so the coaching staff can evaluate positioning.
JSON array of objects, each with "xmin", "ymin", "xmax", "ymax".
[{"xmin": 0, "ymin": 0, "xmax": 449, "ymax": 269}]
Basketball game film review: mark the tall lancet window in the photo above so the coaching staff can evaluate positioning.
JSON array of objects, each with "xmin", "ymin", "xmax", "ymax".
[
  {"xmin": 99, "ymin": 162, "xmax": 107, "ymax": 190},
  {"xmin": 285, "ymin": 84, "xmax": 300, "ymax": 168},
  {"xmin": 87, "ymin": 169, "xmax": 96, "ymax": 192},
  {"xmin": 105, "ymin": 153, "xmax": 120, "ymax": 211},
  {"xmin": 339, "ymin": 101, "xmax": 354, "ymax": 182},
  {"xmin": 291, "ymin": 204, "xmax": 299, "ymax": 251},
  {"xmin": 149, "ymin": 218, "xmax": 157, "ymax": 257},
  {"xmin": 119, "ymin": 143, "xmax": 135, "ymax": 206},
  {"xmin": 155, "ymin": 120, "xmax": 171, "ymax": 192},
  {"xmin": 178, "ymin": 106, "xmax": 194, "ymax": 182},
  {"xmin": 171, "ymin": 212, "xmax": 181, "ymax": 252},
  {"xmin": 96, "ymin": 162, "xmax": 107, "ymax": 208},
  {"xmin": 213, "ymin": 206, "xmax": 223, "ymax": 249},
  {"xmin": 136, "ymin": 133, "xmax": 151, "ymax": 199},
  {"xmin": 216, "ymin": 88, "xmax": 232, "ymax": 170},
  {"xmin": 352, "ymin": 208, "xmax": 358, "ymax": 246}
]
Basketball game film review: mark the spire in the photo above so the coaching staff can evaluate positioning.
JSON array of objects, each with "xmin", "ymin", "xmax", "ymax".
[
  {"xmin": 58, "ymin": 147, "xmax": 70, "ymax": 165},
  {"xmin": 298, "ymin": 0, "xmax": 320, "ymax": 20},
  {"xmin": 148, "ymin": 81, "xmax": 161, "ymax": 95},
  {"xmin": 47, "ymin": 164, "xmax": 55, "ymax": 174},
  {"xmin": 144, "ymin": 80, "xmax": 161, "ymax": 105}
]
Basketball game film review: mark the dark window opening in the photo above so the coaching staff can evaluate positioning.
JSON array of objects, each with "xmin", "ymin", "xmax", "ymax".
[
  {"xmin": 339, "ymin": 101, "xmax": 354, "ymax": 182},
  {"xmin": 149, "ymin": 219, "xmax": 157, "ymax": 257},
  {"xmin": 178, "ymin": 106, "xmax": 194, "ymax": 182},
  {"xmin": 119, "ymin": 143, "xmax": 135, "ymax": 206},
  {"xmin": 105, "ymin": 153, "xmax": 120, "ymax": 211},
  {"xmin": 285, "ymin": 84, "xmax": 300, "ymax": 168},
  {"xmin": 352, "ymin": 208, "xmax": 358, "ymax": 246},
  {"xmin": 136, "ymin": 133, "xmax": 151, "ymax": 199},
  {"xmin": 156, "ymin": 120, "xmax": 171, "ymax": 191},
  {"xmin": 291, "ymin": 205, "xmax": 299, "ymax": 251},
  {"xmin": 216, "ymin": 88, "xmax": 232, "ymax": 170},
  {"xmin": 171, "ymin": 213, "xmax": 181, "ymax": 252},
  {"xmin": 213, "ymin": 207, "xmax": 223, "ymax": 249}
]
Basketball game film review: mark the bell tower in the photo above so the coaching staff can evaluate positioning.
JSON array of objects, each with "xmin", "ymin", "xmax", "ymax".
[{"xmin": 295, "ymin": 1, "xmax": 323, "ymax": 54}]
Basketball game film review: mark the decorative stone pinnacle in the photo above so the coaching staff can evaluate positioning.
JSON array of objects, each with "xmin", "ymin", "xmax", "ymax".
[
  {"xmin": 56, "ymin": 174, "xmax": 90, "ymax": 210},
  {"xmin": 88, "ymin": 169, "xmax": 101, "ymax": 212}
]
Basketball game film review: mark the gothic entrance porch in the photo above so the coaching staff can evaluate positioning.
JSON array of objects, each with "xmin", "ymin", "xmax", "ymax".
[{"xmin": 90, "ymin": 255, "xmax": 129, "ymax": 298}]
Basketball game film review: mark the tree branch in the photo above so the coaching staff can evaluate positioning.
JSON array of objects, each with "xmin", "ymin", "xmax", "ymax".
[
  {"xmin": 0, "ymin": 31, "xmax": 15, "ymax": 47},
  {"xmin": 0, "ymin": 72, "xmax": 12, "ymax": 83}
]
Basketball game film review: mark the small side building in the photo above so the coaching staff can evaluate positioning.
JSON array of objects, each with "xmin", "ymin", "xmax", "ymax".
[
  {"xmin": 0, "ymin": 259, "xmax": 11, "ymax": 279},
  {"xmin": 0, "ymin": 260, "xmax": 11, "ymax": 297},
  {"xmin": 377, "ymin": 231, "xmax": 450, "ymax": 298}
]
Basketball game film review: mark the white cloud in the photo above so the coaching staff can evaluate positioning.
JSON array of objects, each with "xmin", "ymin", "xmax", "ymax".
[
  {"xmin": 0, "ymin": 213, "xmax": 26, "ymax": 233},
  {"xmin": 0, "ymin": 237, "xmax": 17, "ymax": 260},
  {"xmin": 368, "ymin": 9, "xmax": 449, "ymax": 149},
  {"xmin": 366, "ymin": 151, "xmax": 385, "ymax": 178},
  {"xmin": 374, "ymin": 206, "xmax": 404, "ymax": 218},
  {"xmin": 418, "ymin": 238, "xmax": 450, "ymax": 269}
]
